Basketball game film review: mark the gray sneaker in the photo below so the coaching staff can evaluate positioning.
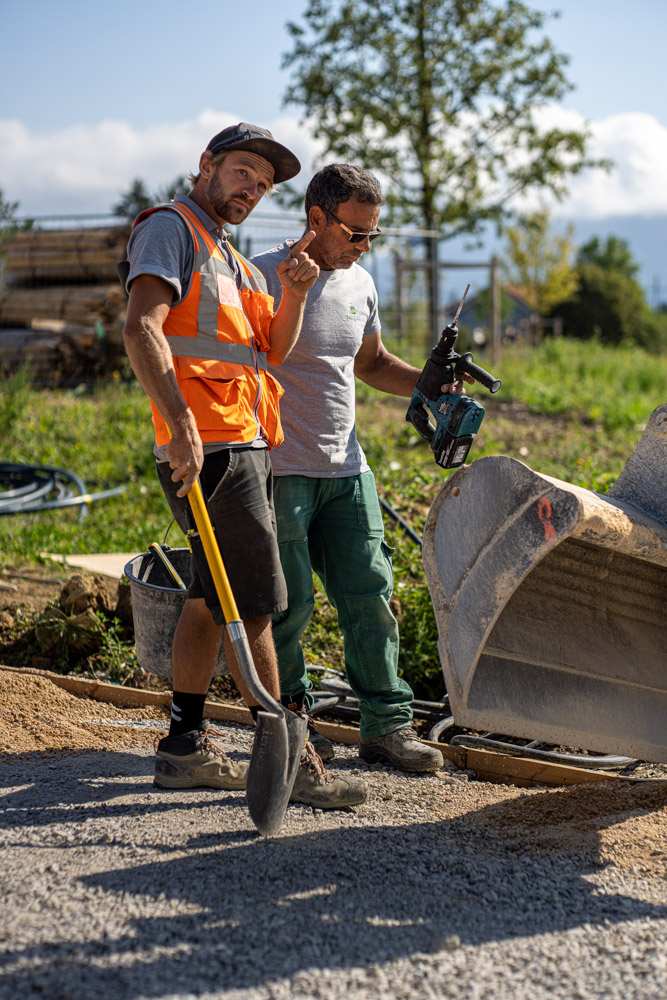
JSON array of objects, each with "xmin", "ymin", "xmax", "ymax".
[
  {"xmin": 290, "ymin": 742, "xmax": 368, "ymax": 809},
  {"xmin": 154, "ymin": 724, "xmax": 248, "ymax": 790},
  {"xmin": 359, "ymin": 725, "xmax": 444, "ymax": 773}
]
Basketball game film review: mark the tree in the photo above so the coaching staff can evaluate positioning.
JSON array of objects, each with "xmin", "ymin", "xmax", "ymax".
[
  {"xmin": 283, "ymin": 0, "xmax": 606, "ymax": 336},
  {"xmin": 502, "ymin": 209, "xmax": 578, "ymax": 313},
  {"xmin": 112, "ymin": 176, "xmax": 188, "ymax": 223},
  {"xmin": 577, "ymin": 235, "xmax": 639, "ymax": 280},
  {"xmin": 112, "ymin": 179, "xmax": 153, "ymax": 222},
  {"xmin": 0, "ymin": 189, "xmax": 25, "ymax": 264},
  {"xmin": 0, "ymin": 188, "xmax": 19, "ymax": 224},
  {"xmin": 555, "ymin": 237, "xmax": 655, "ymax": 347}
]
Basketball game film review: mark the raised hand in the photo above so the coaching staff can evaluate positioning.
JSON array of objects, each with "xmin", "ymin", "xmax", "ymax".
[{"xmin": 276, "ymin": 231, "xmax": 319, "ymax": 297}]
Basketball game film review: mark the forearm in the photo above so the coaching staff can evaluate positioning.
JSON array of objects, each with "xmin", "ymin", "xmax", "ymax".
[
  {"xmin": 266, "ymin": 289, "xmax": 307, "ymax": 365},
  {"xmin": 355, "ymin": 349, "xmax": 422, "ymax": 397},
  {"xmin": 123, "ymin": 316, "xmax": 193, "ymax": 432}
]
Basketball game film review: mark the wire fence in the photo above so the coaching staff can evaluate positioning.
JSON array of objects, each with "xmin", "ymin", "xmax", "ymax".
[{"xmin": 1, "ymin": 210, "xmax": 506, "ymax": 360}]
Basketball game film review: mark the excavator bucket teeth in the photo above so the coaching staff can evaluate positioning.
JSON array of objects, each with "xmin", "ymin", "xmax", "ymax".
[{"xmin": 422, "ymin": 404, "xmax": 667, "ymax": 764}]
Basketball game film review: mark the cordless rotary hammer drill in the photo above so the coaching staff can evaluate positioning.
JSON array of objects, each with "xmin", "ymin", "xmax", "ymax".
[{"xmin": 406, "ymin": 285, "xmax": 501, "ymax": 469}]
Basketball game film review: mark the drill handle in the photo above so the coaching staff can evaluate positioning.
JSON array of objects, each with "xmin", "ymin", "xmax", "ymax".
[
  {"xmin": 456, "ymin": 353, "xmax": 502, "ymax": 393},
  {"xmin": 415, "ymin": 357, "xmax": 457, "ymax": 400},
  {"xmin": 406, "ymin": 394, "xmax": 435, "ymax": 443}
]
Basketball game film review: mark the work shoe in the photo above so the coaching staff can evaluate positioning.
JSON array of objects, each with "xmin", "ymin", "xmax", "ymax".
[
  {"xmin": 290, "ymin": 742, "xmax": 367, "ymax": 810},
  {"xmin": 359, "ymin": 725, "xmax": 444, "ymax": 773},
  {"xmin": 154, "ymin": 723, "xmax": 248, "ymax": 790},
  {"xmin": 282, "ymin": 695, "xmax": 335, "ymax": 762},
  {"xmin": 306, "ymin": 716, "xmax": 335, "ymax": 762}
]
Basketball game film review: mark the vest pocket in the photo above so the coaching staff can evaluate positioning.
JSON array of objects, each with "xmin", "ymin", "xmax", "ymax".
[
  {"xmin": 260, "ymin": 371, "xmax": 284, "ymax": 448},
  {"xmin": 240, "ymin": 288, "xmax": 274, "ymax": 349},
  {"xmin": 181, "ymin": 372, "xmax": 250, "ymax": 436}
]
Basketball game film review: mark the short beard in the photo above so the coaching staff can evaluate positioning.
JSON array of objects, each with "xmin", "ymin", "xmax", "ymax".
[{"xmin": 206, "ymin": 173, "xmax": 252, "ymax": 223}]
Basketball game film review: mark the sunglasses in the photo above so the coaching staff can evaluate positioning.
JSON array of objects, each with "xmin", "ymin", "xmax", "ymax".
[{"xmin": 323, "ymin": 208, "xmax": 382, "ymax": 244}]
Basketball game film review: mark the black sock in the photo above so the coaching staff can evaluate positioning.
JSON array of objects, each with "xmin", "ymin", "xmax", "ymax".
[
  {"xmin": 280, "ymin": 692, "xmax": 306, "ymax": 713},
  {"xmin": 169, "ymin": 692, "xmax": 207, "ymax": 737}
]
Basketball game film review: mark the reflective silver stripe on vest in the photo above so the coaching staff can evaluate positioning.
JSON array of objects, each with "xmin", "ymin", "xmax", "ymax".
[
  {"xmin": 167, "ymin": 337, "xmax": 268, "ymax": 369},
  {"xmin": 196, "ymin": 252, "xmax": 223, "ymax": 335}
]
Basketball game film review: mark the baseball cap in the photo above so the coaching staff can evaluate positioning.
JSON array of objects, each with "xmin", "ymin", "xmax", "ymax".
[{"xmin": 205, "ymin": 122, "xmax": 301, "ymax": 183}]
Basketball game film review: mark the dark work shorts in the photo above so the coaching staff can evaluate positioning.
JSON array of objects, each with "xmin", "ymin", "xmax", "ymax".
[{"xmin": 156, "ymin": 448, "xmax": 288, "ymax": 625}]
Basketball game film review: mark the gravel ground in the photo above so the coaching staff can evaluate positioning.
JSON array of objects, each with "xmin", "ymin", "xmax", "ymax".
[{"xmin": 1, "ymin": 673, "xmax": 667, "ymax": 1000}]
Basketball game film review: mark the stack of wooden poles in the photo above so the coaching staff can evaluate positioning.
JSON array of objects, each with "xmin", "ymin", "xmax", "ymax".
[{"xmin": 0, "ymin": 225, "xmax": 130, "ymax": 382}]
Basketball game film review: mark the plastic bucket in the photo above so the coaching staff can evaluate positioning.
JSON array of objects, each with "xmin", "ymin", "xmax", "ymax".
[{"xmin": 124, "ymin": 547, "xmax": 227, "ymax": 676}]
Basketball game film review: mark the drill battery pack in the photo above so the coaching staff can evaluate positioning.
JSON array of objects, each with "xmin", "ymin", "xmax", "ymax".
[{"xmin": 407, "ymin": 389, "xmax": 486, "ymax": 469}]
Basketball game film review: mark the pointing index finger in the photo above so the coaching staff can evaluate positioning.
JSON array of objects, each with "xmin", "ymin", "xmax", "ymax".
[{"xmin": 288, "ymin": 230, "xmax": 316, "ymax": 257}]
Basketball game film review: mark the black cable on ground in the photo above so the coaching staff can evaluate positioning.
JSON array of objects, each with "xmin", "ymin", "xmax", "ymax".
[
  {"xmin": 450, "ymin": 734, "xmax": 636, "ymax": 770},
  {"xmin": 0, "ymin": 462, "xmax": 125, "ymax": 521},
  {"xmin": 379, "ymin": 496, "xmax": 423, "ymax": 548}
]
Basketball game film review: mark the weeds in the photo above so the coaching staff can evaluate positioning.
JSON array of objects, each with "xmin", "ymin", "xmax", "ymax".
[
  {"xmin": 1, "ymin": 338, "xmax": 665, "ymax": 699},
  {"xmin": 5, "ymin": 601, "xmax": 138, "ymax": 684}
]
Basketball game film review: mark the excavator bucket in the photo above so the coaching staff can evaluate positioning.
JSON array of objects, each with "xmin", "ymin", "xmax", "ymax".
[{"xmin": 422, "ymin": 404, "xmax": 667, "ymax": 764}]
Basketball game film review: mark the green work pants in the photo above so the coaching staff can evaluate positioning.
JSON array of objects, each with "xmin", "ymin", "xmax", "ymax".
[{"xmin": 272, "ymin": 471, "xmax": 413, "ymax": 739}]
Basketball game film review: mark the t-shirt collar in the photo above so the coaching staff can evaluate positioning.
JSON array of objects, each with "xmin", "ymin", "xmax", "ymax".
[{"xmin": 174, "ymin": 193, "xmax": 230, "ymax": 242}]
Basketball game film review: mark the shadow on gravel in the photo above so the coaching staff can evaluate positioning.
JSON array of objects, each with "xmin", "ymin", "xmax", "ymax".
[
  {"xmin": 0, "ymin": 750, "xmax": 250, "ymax": 825},
  {"xmin": 1, "ymin": 753, "xmax": 667, "ymax": 999}
]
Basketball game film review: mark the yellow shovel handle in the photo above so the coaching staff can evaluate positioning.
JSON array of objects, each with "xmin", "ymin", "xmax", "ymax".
[{"xmin": 187, "ymin": 478, "xmax": 239, "ymax": 624}]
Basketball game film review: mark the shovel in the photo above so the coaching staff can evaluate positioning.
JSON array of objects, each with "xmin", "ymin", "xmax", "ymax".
[{"xmin": 186, "ymin": 478, "xmax": 306, "ymax": 837}]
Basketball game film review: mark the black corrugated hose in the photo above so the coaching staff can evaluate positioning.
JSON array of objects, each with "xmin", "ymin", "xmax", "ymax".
[{"xmin": 0, "ymin": 462, "xmax": 125, "ymax": 522}]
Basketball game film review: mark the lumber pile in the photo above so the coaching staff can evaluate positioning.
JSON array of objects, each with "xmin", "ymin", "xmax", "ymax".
[
  {"xmin": 0, "ymin": 284, "xmax": 126, "ymax": 328},
  {"xmin": 0, "ymin": 224, "xmax": 129, "ymax": 382},
  {"xmin": 3, "ymin": 227, "xmax": 129, "ymax": 285},
  {"xmin": 0, "ymin": 325, "xmax": 107, "ymax": 382}
]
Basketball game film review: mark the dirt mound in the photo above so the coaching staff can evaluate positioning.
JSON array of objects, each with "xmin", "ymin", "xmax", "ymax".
[{"xmin": 0, "ymin": 668, "xmax": 167, "ymax": 754}]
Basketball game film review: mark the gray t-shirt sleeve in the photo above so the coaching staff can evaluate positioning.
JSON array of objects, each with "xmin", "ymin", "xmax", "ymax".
[
  {"xmin": 125, "ymin": 211, "xmax": 194, "ymax": 304},
  {"xmin": 364, "ymin": 283, "xmax": 381, "ymax": 336}
]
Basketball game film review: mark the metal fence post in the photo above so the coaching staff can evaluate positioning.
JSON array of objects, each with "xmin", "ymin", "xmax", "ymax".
[
  {"xmin": 490, "ymin": 255, "xmax": 501, "ymax": 364},
  {"xmin": 394, "ymin": 252, "xmax": 404, "ymax": 343},
  {"xmin": 430, "ymin": 234, "xmax": 440, "ymax": 344}
]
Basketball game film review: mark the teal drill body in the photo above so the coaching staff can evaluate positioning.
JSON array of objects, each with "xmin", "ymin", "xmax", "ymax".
[{"xmin": 406, "ymin": 290, "xmax": 501, "ymax": 469}]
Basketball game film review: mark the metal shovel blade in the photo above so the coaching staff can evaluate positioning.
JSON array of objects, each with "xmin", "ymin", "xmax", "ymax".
[
  {"xmin": 227, "ymin": 621, "xmax": 306, "ymax": 836},
  {"xmin": 246, "ymin": 706, "xmax": 307, "ymax": 837},
  {"xmin": 186, "ymin": 479, "xmax": 305, "ymax": 836}
]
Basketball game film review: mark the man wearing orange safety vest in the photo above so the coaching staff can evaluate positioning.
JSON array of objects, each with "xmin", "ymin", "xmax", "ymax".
[{"xmin": 122, "ymin": 123, "xmax": 368, "ymax": 810}]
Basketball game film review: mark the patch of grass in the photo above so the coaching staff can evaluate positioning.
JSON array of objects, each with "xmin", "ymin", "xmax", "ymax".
[{"xmin": 1, "ymin": 338, "xmax": 665, "ymax": 700}]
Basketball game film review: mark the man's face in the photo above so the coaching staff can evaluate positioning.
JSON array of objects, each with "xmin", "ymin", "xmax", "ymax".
[
  {"xmin": 202, "ymin": 150, "xmax": 274, "ymax": 225},
  {"xmin": 308, "ymin": 195, "xmax": 381, "ymax": 271}
]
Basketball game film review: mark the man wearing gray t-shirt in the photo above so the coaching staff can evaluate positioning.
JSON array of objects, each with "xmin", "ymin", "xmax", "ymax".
[{"xmin": 252, "ymin": 165, "xmax": 460, "ymax": 772}]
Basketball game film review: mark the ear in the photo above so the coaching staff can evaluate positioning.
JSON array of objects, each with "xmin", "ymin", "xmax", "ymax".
[
  {"xmin": 308, "ymin": 205, "xmax": 327, "ymax": 232},
  {"xmin": 199, "ymin": 151, "xmax": 215, "ymax": 180}
]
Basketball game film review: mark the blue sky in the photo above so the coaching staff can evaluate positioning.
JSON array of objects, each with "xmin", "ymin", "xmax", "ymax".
[
  {"xmin": 2, "ymin": 1, "xmax": 666, "ymax": 294},
  {"xmin": 3, "ymin": 0, "xmax": 665, "ymax": 131}
]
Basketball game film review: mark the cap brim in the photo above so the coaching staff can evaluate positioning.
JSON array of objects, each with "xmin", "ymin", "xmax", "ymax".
[{"xmin": 218, "ymin": 137, "xmax": 300, "ymax": 184}]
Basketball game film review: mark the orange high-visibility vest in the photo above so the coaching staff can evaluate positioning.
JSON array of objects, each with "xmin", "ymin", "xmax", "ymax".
[{"xmin": 132, "ymin": 200, "xmax": 284, "ymax": 449}]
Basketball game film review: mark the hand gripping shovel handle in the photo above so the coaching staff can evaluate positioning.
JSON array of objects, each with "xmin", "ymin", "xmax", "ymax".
[{"xmin": 186, "ymin": 478, "xmax": 306, "ymax": 836}]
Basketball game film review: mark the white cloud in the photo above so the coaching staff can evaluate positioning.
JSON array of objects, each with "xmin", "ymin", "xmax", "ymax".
[
  {"xmin": 0, "ymin": 111, "xmax": 322, "ymax": 217},
  {"xmin": 1, "ymin": 106, "xmax": 666, "ymax": 220},
  {"xmin": 516, "ymin": 107, "xmax": 667, "ymax": 218}
]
